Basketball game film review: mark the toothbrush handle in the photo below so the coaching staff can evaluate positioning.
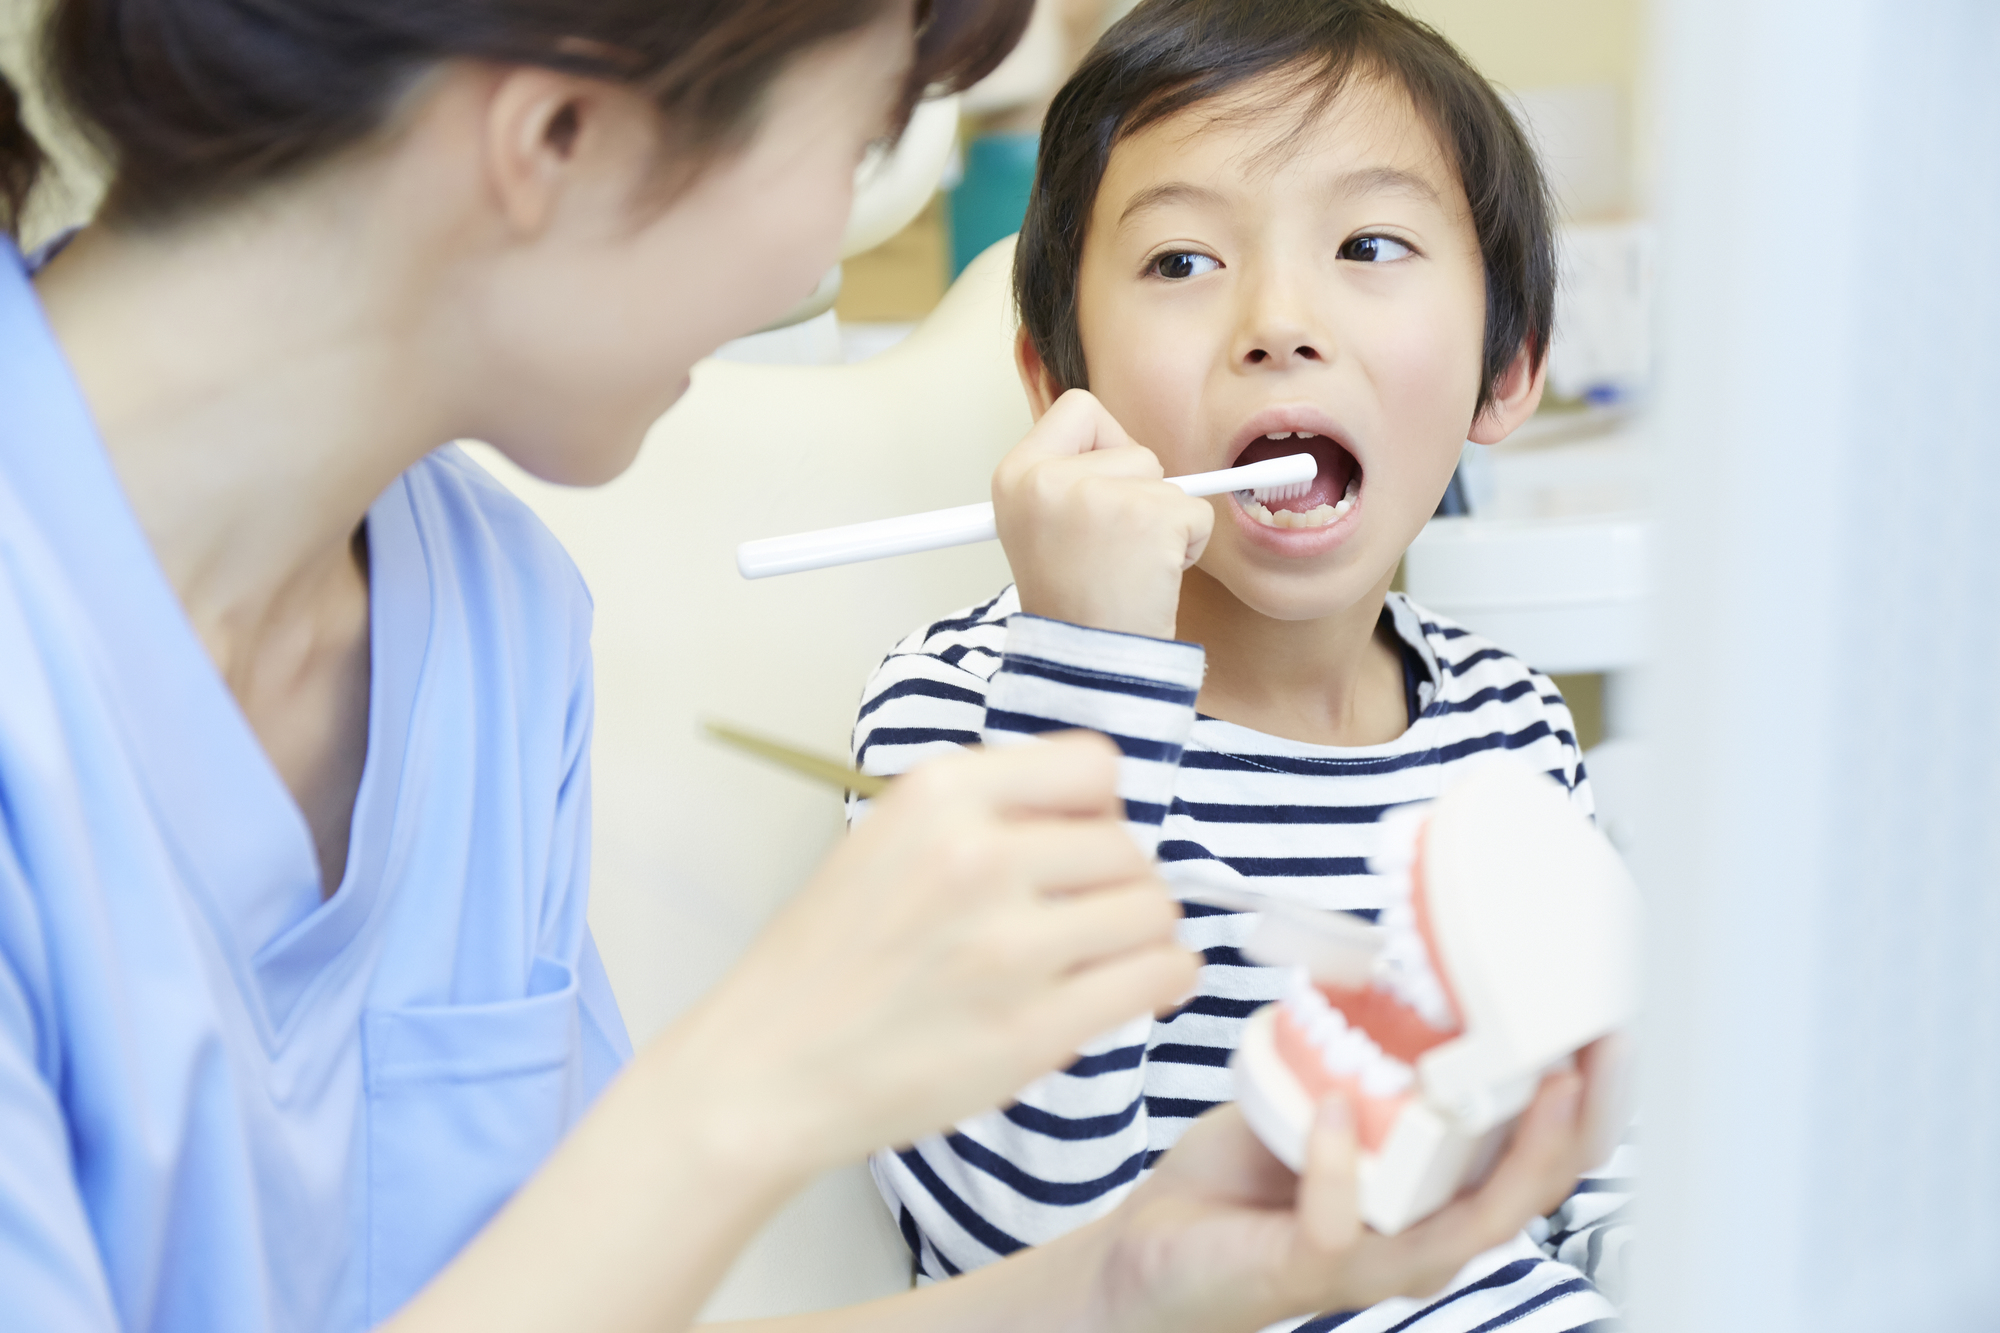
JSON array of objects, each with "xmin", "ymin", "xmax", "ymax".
[
  {"xmin": 737, "ymin": 502, "xmax": 998, "ymax": 579},
  {"xmin": 1167, "ymin": 452, "xmax": 1315, "ymax": 499},
  {"xmin": 734, "ymin": 452, "xmax": 1314, "ymax": 580}
]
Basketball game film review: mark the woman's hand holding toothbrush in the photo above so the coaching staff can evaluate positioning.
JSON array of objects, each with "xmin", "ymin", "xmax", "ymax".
[{"xmin": 995, "ymin": 388, "xmax": 1214, "ymax": 641}]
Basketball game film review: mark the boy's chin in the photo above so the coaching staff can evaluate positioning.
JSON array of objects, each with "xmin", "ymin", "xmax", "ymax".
[{"xmin": 1201, "ymin": 557, "xmax": 1395, "ymax": 624}]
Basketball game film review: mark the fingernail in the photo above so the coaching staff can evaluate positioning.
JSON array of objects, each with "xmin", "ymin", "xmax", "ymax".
[{"xmin": 1316, "ymin": 1093, "xmax": 1354, "ymax": 1135}]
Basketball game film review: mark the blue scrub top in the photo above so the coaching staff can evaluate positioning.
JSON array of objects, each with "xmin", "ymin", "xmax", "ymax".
[{"xmin": 0, "ymin": 239, "xmax": 633, "ymax": 1331}]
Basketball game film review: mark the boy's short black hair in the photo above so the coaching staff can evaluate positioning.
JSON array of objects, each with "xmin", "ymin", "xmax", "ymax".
[{"xmin": 1015, "ymin": 0, "xmax": 1556, "ymax": 418}]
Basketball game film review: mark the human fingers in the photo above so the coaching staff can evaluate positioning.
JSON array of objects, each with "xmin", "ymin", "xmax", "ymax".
[
  {"xmin": 1294, "ymin": 1096, "xmax": 1362, "ymax": 1253},
  {"xmin": 889, "ymin": 732, "xmax": 1123, "ymax": 821},
  {"xmin": 1375, "ymin": 1070, "xmax": 1586, "ymax": 1298},
  {"xmin": 992, "ymin": 386, "xmax": 1211, "ymax": 640},
  {"xmin": 1574, "ymin": 1034, "xmax": 1633, "ymax": 1169},
  {"xmin": 982, "ymin": 821, "xmax": 1155, "ymax": 899},
  {"xmin": 996, "ymin": 467, "xmax": 1214, "ymax": 638},
  {"xmin": 1502, "ymin": 1069, "xmax": 1592, "ymax": 1217},
  {"xmin": 1037, "ymin": 439, "xmax": 1171, "ymax": 482},
  {"xmin": 1027, "ymin": 880, "xmax": 1183, "ymax": 975},
  {"xmin": 1006, "ymin": 386, "xmax": 1143, "ymax": 463},
  {"xmin": 1138, "ymin": 1104, "xmax": 1300, "ymax": 1204},
  {"xmin": 1020, "ymin": 941, "xmax": 1200, "ymax": 1057}
]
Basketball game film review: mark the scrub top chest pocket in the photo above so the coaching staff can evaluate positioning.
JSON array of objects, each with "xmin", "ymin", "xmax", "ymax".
[{"xmin": 361, "ymin": 957, "xmax": 586, "ymax": 1324}]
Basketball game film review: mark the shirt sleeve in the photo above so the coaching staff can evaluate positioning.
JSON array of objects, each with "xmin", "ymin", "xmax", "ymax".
[
  {"xmin": 1529, "ymin": 668, "xmax": 1595, "ymax": 819},
  {"xmin": 849, "ymin": 604, "xmax": 1204, "ymax": 1278},
  {"xmin": 0, "ymin": 830, "xmax": 121, "ymax": 1331},
  {"xmin": 539, "ymin": 635, "xmax": 633, "ymax": 1093}
]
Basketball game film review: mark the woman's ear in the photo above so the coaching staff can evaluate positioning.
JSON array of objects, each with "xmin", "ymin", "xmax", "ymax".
[
  {"xmin": 482, "ymin": 67, "xmax": 630, "ymax": 237},
  {"xmin": 1468, "ymin": 342, "xmax": 1549, "ymax": 445},
  {"xmin": 1014, "ymin": 325, "xmax": 1065, "ymax": 421}
]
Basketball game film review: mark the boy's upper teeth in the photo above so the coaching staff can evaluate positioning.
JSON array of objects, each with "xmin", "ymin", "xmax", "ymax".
[{"xmin": 1263, "ymin": 431, "xmax": 1319, "ymax": 440}]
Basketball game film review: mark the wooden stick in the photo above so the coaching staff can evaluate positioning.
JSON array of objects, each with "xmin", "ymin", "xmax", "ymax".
[{"xmin": 701, "ymin": 718, "xmax": 889, "ymax": 799}]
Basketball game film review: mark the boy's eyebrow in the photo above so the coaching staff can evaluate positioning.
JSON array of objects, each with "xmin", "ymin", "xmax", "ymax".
[
  {"xmin": 1115, "ymin": 167, "xmax": 1445, "ymax": 232},
  {"xmin": 1117, "ymin": 182, "xmax": 1229, "ymax": 228},
  {"xmin": 1332, "ymin": 166, "xmax": 1443, "ymax": 205}
]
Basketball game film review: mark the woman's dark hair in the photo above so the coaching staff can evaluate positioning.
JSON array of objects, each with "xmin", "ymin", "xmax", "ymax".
[
  {"xmin": 1015, "ymin": 0, "xmax": 1556, "ymax": 417},
  {"xmin": 0, "ymin": 71, "xmax": 43, "ymax": 238},
  {"xmin": 0, "ymin": 0, "xmax": 1032, "ymax": 238}
]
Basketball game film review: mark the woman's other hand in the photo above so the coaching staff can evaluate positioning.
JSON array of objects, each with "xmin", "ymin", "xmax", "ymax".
[
  {"xmin": 995, "ymin": 388, "xmax": 1214, "ymax": 642},
  {"xmin": 1080, "ymin": 1038, "xmax": 1628, "ymax": 1333},
  {"xmin": 661, "ymin": 732, "xmax": 1199, "ymax": 1181}
]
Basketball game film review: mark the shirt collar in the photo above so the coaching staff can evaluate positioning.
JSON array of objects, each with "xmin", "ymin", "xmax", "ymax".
[{"xmin": 0, "ymin": 234, "xmax": 325, "ymax": 1024}]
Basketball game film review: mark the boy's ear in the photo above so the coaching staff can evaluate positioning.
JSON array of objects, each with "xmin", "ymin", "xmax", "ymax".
[
  {"xmin": 1467, "ymin": 342, "xmax": 1549, "ymax": 445},
  {"xmin": 1014, "ymin": 326, "xmax": 1065, "ymax": 421}
]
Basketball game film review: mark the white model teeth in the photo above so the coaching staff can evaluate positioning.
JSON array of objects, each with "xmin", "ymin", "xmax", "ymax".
[
  {"xmin": 1373, "ymin": 821, "xmax": 1458, "ymax": 1033},
  {"xmin": 1237, "ymin": 476, "xmax": 1359, "ymax": 528},
  {"xmin": 1284, "ymin": 971, "xmax": 1415, "ymax": 1096}
]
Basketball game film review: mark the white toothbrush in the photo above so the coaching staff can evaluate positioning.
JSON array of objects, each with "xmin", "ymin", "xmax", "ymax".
[{"xmin": 736, "ymin": 452, "xmax": 1317, "ymax": 579}]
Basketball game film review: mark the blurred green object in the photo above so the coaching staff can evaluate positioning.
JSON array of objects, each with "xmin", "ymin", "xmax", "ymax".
[{"xmin": 949, "ymin": 133, "xmax": 1038, "ymax": 278}]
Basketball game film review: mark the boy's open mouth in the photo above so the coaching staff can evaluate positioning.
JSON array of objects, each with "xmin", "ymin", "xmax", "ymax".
[{"xmin": 1232, "ymin": 431, "xmax": 1361, "ymax": 529}]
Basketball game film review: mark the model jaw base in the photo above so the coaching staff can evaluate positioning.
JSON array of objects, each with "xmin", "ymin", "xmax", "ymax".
[
  {"xmin": 1237, "ymin": 1005, "xmax": 1518, "ymax": 1235},
  {"xmin": 1231, "ymin": 761, "xmax": 1639, "ymax": 1233}
]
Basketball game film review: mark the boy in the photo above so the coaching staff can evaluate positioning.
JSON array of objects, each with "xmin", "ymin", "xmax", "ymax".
[{"xmin": 851, "ymin": 1, "xmax": 1632, "ymax": 1327}]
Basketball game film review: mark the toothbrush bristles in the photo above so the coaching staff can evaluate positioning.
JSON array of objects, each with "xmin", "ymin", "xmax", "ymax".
[{"xmin": 1251, "ymin": 480, "xmax": 1312, "ymax": 504}]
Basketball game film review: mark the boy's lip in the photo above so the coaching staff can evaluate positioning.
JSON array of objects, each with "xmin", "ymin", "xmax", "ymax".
[
  {"xmin": 1225, "ymin": 405, "xmax": 1364, "ymax": 471},
  {"xmin": 1224, "ymin": 405, "xmax": 1366, "ymax": 558}
]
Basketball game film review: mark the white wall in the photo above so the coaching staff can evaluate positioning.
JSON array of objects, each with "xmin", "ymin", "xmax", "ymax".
[
  {"xmin": 1642, "ymin": 2, "xmax": 2000, "ymax": 1328},
  {"xmin": 468, "ymin": 240, "xmax": 1031, "ymax": 1317}
]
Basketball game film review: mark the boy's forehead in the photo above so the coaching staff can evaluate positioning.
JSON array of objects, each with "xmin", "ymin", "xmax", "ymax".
[{"xmin": 1096, "ymin": 72, "xmax": 1465, "ymax": 229}]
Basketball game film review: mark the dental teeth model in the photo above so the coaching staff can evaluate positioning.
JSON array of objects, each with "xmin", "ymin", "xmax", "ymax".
[{"xmin": 1232, "ymin": 761, "xmax": 1640, "ymax": 1235}]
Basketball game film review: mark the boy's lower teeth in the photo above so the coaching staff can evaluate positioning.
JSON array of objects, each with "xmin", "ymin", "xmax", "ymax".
[{"xmin": 1240, "ymin": 479, "xmax": 1359, "ymax": 528}]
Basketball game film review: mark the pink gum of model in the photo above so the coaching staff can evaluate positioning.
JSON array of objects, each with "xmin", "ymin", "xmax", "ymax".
[{"xmin": 1233, "ymin": 761, "xmax": 1640, "ymax": 1234}]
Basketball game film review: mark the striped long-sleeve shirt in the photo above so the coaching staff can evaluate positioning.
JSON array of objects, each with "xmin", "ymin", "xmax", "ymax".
[{"xmin": 849, "ymin": 586, "xmax": 1634, "ymax": 1332}]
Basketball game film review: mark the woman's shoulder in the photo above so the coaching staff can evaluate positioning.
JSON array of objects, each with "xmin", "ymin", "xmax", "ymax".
[
  {"xmin": 397, "ymin": 445, "xmax": 592, "ymax": 628},
  {"xmin": 381, "ymin": 447, "xmax": 594, "ymax": 714}
]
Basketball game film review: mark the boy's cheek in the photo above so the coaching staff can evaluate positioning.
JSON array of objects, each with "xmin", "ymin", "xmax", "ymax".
[
  {"xmin": 1082, "ymin": 323, "xmax": 1220, "ymax": 468},
  {"xmin": 1363, "ymin": 321, "xmax": 1484, "ymax": 469},
  {"xmin": 1355, "ymin": 296, "xmax": 1483, "ymax": 417}
]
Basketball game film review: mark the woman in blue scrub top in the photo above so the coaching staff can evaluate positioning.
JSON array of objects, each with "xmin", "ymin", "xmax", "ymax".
[{"xmin": 0, "ymin": 2, "xmax": 1615, "ymax": 1331}]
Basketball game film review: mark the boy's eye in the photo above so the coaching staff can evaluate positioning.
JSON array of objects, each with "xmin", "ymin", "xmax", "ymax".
[
  {"xmin": 1340, "ymin": 235, "xmax": 1414, "ymax": 263},
  {"xmin": 1150, "ymin": 251, "xmax": 1221, "ymax": 280}
]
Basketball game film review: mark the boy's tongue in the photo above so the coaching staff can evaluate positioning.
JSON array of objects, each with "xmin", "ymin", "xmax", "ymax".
[{"xmin": 1236, "ymin": 434, "xmax": 1357, "ymax": 511}]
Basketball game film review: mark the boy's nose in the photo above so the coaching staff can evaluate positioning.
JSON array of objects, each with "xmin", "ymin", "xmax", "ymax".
[
  {"xmin": 1243, "ymin": 339, "xmax": 1325, "ymax": 367},
  {"xmin": 1236, "ymin": 287, "xmax": 1334, "ymax": 371}
]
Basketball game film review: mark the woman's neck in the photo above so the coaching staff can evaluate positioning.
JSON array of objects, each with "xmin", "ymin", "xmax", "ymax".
[
  {"xmin": 1175, "ymin": 564, "xmax": 1410, "ymax": 748},
  {"xmin": 30, "ymin": 169, "xmax": 477, "ymax": 893},
  {"xmin": 32, "ymin": 185, "xmax": 456, "ymax": 675}
]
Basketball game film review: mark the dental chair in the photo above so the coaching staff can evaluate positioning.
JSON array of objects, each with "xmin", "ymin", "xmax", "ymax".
[{"xmin": 468, "ymin": 229, "xmax": 1030, "ymax": 1315}]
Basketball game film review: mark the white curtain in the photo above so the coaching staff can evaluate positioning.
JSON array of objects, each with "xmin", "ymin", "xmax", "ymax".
[{"xmin": 1643, "ymin": 2, "xmax": 2000, "ymax": 1329}]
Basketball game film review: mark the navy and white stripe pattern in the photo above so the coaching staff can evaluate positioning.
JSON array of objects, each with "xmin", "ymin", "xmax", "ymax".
[{"xmin": 852, "ymin": 586, "xmax": 1629, "ymax": 1331}]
